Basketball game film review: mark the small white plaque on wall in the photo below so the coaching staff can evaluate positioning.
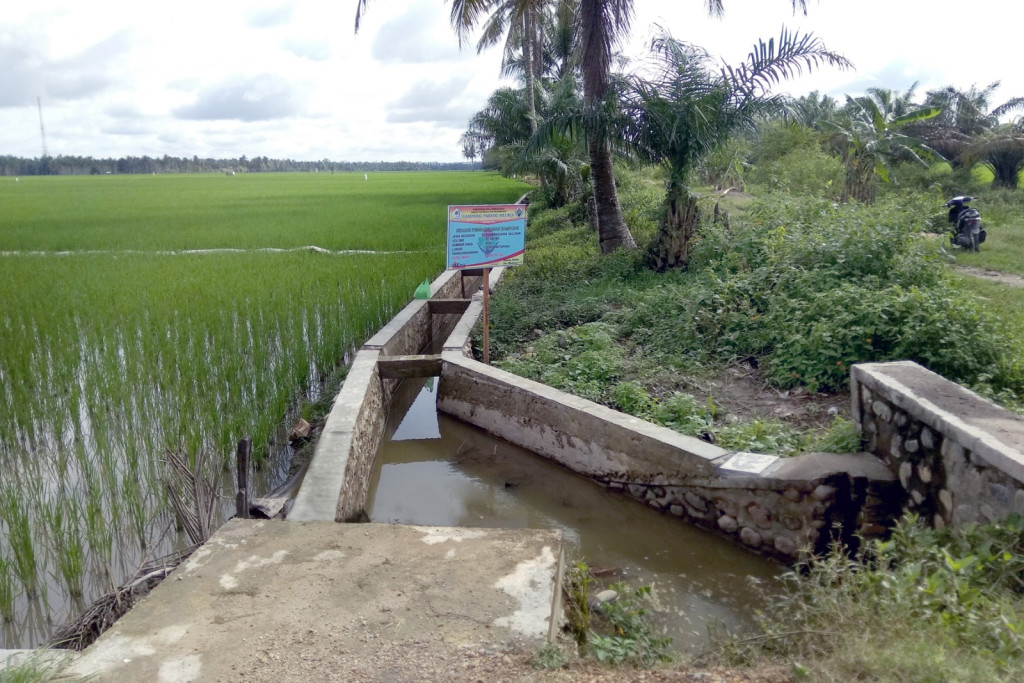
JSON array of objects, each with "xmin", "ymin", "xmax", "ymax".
[{"xmin": 720, "ymin": 452, "xmax": 779, "ymax": 474}]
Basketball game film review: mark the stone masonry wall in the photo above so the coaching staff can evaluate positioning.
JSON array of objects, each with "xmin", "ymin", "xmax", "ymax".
[{"xmin": 853, "ymin": 361, "xmax": 1024, "ymax": 528}]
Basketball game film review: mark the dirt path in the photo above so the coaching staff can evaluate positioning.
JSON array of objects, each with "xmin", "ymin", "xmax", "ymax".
[{"xmin": 955, "ymin": 265, "xmax": 1024, "ymax": 288}]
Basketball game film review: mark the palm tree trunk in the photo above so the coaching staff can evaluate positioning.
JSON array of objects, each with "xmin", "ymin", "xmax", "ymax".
[
  {"xmin": 588, "ymin": 133, "xmax": 635, "ymax": 253},
  {"xmin": 579, "ymin": 0, "xmax": 635, "ymax": 253},
  {"xmin": 648, "ymin": 183, "xmax": 699, "ymax": 271},
  {"xmin": 524, "ymin": 9, "xmax": 537, "ymax": 133}
]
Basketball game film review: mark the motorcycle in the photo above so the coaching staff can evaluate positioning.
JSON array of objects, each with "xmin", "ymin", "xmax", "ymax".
[{"xmin": 946, "ymin": 196, "xmax": 985, "ymax": 252}]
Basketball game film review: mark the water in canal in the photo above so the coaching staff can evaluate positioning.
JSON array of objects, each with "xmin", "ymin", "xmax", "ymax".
[{"xmin": 366, "ymin": 378, "xmax": 783, "ymax": 653}]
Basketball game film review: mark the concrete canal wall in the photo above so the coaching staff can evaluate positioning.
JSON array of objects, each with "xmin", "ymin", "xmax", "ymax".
[
  {"xmin": 289, "ymin": 268, "xmax": 490, "ymax": 522},
  {"xmin": 291, "ymin": 267, "xmax": 1024, "ymax": 561}
]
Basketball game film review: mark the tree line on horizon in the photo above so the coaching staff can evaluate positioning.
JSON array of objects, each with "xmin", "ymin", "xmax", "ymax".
[{"xmin": 0, "ymin": 154, "xmax": 476, "ymax": 177}]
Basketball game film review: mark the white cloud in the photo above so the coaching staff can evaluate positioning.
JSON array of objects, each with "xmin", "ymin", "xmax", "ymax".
[
  {"xmin": 371, "ymin": 0, "xmax": 468, "ymax": 65},
  {"xmin": 246, "ymin": 3, "xmax": 296, "ymax": 29},
  {"xmin": 1, "ymin": 0, "xmax": 1021, "ymax": 163},
  {"xmin": 282, "ymin": 38, "xmax": 332, "ymax": 61},
  {"xmin": 174, "ymin": 74, "xmax": 309, "ymax": 121},
  {"xmin": 387, "ymin": 76, "xmax": 475, "ymax": 125}
]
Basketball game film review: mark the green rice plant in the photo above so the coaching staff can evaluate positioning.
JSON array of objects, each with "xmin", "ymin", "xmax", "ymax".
[
  {"xmin": 0, "ymin": 171, "xmax": 529, "ymax": 647},
  {"xmin": 0, "ymin": 651, "xmax": 80, "ymax": 683},
  {"xmin": 0, "ymin": 172, "xmax": 530, "ymax": 252},
  {"xmin": 1, "ymin": 490, "xmax": 38, "ymax": 598},
  {"xmin": 0, "ymin": 552, "xmax": 14, "ymax": 621},
  {"xmin": 41, "ymin": 498, "xmax": 85, "ymax": 599}
]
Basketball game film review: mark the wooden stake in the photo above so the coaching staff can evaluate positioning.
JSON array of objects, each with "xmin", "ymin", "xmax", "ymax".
[
  {"xmin": 236, "ymin": 438, "xmax": 251, "ymax": 519},
  {"xmin": 482, "ymin": 267, "xmax": 491, "ymax": 365}
]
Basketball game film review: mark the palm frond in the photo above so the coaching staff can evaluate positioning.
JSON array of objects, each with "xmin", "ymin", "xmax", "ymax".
[{"xmin": 722, "ymin": 28, "xmax": 852, "ymax": 108}]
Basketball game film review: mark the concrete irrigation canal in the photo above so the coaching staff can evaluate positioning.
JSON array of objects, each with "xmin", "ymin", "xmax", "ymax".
[{"xmin": 8, "ymin": 260, "xmax": 1024, "ymax": 680}]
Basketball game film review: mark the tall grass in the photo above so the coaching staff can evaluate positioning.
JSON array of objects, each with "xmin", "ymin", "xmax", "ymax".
[{"xmin": 0, "ymin": 171, "xmax": 529, "ymax": 647}]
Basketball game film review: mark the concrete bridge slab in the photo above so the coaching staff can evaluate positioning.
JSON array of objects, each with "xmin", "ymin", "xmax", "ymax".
[{"xmin": 65, "ymin": 520, "xmax": 563, "ymax": 681}]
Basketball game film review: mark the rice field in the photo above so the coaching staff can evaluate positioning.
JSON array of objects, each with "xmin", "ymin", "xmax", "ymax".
[{"xmin": 0, "ymin": 171, "xmax": 529, "ymax": 647}]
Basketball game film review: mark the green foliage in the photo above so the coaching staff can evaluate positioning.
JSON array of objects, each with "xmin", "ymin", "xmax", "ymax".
[
  {"xmin": 563, "ymin": 561, "xmax": 672, "ymax": 669},
  {"xmin": 636, "ymin": 193, "xmax": 1024, "ymax": 396},
  {"xmin": 588, "ymin": 584, "xmax": 674, "ymax": 667},
  {"xmin": 530, "ymin": 642, "xmax": 568, "ymax": 670},
  {"xmin": 0, "ymin": 652, "xmax": 80, "ymax": 683},
  {"xmin": 0, "ymin": 554, "xmax": 14, "ymax": 621},
  {"xmin": 610, "ymin": 381, "xmax": 655, "ymax": 417},
  {"xmin": 810, "ymin": 416, "xmax": 863, "ymax": 453},
  {"xmin": 708, "ymin": 515, "xmax": 1024, "ymax": 680},
  {"xmin": 699, "ymin": 136, "xmax": 751, "ymax": 191},
  {"xmin": 563, "ymin": 561, "xmax": 593, "ymax": 646},
  {"xmin": 716, "ymin": 418, "xmax": 808, "ymax": 456},
  {"xmin": 748, "ymin": 144, "xmax": 843, "ymax": 198},
  {"xmin": 653, "ymin": 393, "xmax": 716, "ymax": 436},
  {"xmin": 499, "ymin": 322, "xmax": 624, "ymax": 402},
  {"xmin": 747, "ymin": 121, "xmax": 843, "ymax": 198}
]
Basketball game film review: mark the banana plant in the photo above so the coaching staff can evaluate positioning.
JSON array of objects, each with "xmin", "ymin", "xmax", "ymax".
[{"xmin": 827, "ymin": 95, "xmax": 940, "ymax": 203}]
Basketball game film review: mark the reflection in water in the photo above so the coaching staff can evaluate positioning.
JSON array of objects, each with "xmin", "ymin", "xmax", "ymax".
[{"xmin": 367, "ymin": 379, "xmax": 782, "ymax": 652}]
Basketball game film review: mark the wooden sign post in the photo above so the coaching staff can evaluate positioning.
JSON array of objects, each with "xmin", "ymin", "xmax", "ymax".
[{"xmin": 482, "ymin": 267, "xmax": 491, "ymax": 365}]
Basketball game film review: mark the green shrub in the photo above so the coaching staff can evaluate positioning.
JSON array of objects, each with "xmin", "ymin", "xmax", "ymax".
[
  {"xmin": 810, "ymin": 416, "xmax": 863, "ymax": 453},
  {"xmin": 588, "ymin": 584, "xmax": 673, "ymax": 668},
  {"xmin": 715, "ymin": 418, "xmax": 808, "ymax": 456},
  {"xmin": 653, "ymin": 393, "xmax": 715, "ymax": 436},
  {"xmin": 610, "ymin": 381, "xmax": 655, "ymax": 418},
  {"xmin": 747, "ymin": 146, "xmax": 843, "ymax": 199},
  {"xmin": 708, "ymin": 515, "xmax": 1024, "ymax": 680},
  {"xmin": 492, "ymin": 169, "xmax": 1024, "ymax": 422}
]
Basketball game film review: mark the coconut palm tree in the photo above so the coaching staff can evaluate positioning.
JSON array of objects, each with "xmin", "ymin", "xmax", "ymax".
[
  {"xmin": 618, "ymin": 27, "xmax": 850, "ymax": 270},
  {"xmin": 467, "ymin": 74, "xmax": 589, "ymax": 205},
  {"xmin": 499, "ymin": 0, "xmax": 579, "ymax": 83},
  {"xmin": 449, "ymin": 0, "xmax": 551, "ymax": 133},
  {"xmin": 357, "ymin": 0, "xmax": 813, "ymax": 254}
]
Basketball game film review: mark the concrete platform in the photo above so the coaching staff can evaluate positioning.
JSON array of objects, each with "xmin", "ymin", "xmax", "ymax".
[{"xmin": 65, "ymin": 520, "xmax": 563, "ymax": 681}]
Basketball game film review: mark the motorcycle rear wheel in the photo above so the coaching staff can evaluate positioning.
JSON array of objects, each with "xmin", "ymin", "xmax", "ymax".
[{"xmin": 970, "ymin": 232, "xmax": 980, "ymax": 252}]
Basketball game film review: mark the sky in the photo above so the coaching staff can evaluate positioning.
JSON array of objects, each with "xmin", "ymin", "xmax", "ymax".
[{"xmin": 2, "ymin": 0, "xmax": 1021, "ymax": 163}]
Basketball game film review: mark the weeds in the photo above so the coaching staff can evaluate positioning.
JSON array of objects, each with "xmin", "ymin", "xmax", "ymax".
[
  {"xmin": 0, "ymin": 651, "xmax": 79, "ymax": 683},
  {"xmin": 703, "ymin": 514, "xmax": 1024, "ymax": 681},
  {"xmin": 562, "ymin": 560, "xmax": 673, "ymax": 668},
  {"xmin": 588, "ymin": 584, "xmax": 674, "ymax": 667},
  {"xmin": 530, "ymin": 643, "xmax": 568, "ymax": 670},
  {"xmin": 492, "ymin": 187, "xmax": 1024, "ymax": 433}
]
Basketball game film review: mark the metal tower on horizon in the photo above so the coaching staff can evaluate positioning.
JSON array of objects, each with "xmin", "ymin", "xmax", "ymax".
[{"xmin": 37, "ymin": 97, "xmax": 49, "ymax": 158}]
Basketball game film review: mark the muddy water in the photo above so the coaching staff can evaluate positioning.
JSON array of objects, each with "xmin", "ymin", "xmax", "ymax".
[{"xmin": 366, "ymin": 379, "xmax": 783, "ymax": 653}]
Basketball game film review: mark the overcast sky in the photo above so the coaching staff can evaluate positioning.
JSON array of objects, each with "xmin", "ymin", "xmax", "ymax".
[{"xmin": 2, "ymin": 1, "xmax": 1021, "ymax": 163}]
